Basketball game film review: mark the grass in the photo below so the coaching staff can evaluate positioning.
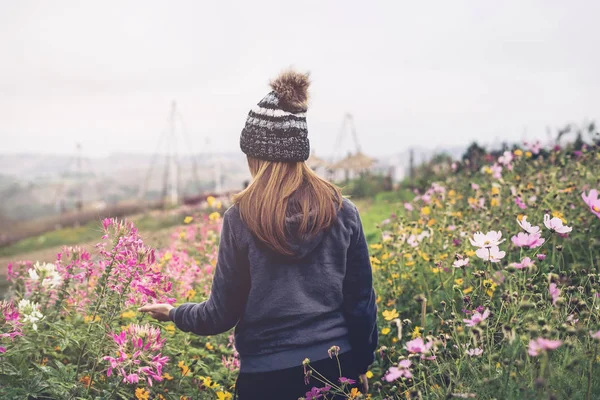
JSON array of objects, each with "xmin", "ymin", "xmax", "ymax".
[
  {"xmin": 0, "ymin": 212, "xmax": 185, "ymax": 258},
  {"xmin": 352, "ymin": 190, "xmax": 411, "ymax": 243}
]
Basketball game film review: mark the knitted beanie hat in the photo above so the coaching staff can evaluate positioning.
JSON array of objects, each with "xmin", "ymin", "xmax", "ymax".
[{"xmin": 240, "ymin": 70, "xmax": 310, "ymax": 162}]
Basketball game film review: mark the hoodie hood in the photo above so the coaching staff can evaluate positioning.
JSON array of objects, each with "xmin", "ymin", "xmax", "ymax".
[{"xmin": 284, "ymin": 212, "xmax": 326, "ymax": 259}]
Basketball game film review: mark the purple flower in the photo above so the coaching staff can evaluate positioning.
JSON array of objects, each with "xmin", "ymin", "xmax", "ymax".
[
  {"xmin": 582, "ymin": 190, "xmax": 600, "ymax": 219},
  {"xmin": 338, "ymin": 377, "xmax": 356, "ymax": 385},
  {"xmin": 537, "ymin": 253, "xmax": 547, "ymax": 261}
]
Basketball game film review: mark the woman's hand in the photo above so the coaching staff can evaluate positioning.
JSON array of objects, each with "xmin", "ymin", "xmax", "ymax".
[
  {"xmin": 138, "ymin": 304, "xmax": 174, "ymax": 322},
  {"xmin": 359, "ymin": 374, "xmax": 368, "ymax": 393}
]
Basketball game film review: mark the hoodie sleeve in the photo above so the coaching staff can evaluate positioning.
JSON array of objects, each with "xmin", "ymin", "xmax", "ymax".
[
  {"xmin": 169, "ymin": 210, "xmax": 250, "ymax": 335},
  {"xmin": 342, "ymin": 204, "xmax": 378, "ymax": 374}
]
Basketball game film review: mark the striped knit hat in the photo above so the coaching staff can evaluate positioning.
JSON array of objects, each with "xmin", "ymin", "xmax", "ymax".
[{"xmin": 240, "ymin": 70, "xmax": 310, "ymax": 162}]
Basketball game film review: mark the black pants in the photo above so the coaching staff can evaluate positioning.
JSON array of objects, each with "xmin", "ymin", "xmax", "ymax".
[{"xmin": 235, "ymin": 351, "xmax": 360, "ymax": 400}]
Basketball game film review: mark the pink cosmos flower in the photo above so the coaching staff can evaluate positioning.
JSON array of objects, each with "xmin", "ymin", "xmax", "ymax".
[
  {"xmin": 466, "ymin": 348, "xmax": 483, "ymax": 357},
  {"xmin": 453, "ymin": 258, "xmax": 469, "ymax": 268},
  {"xmin": 490, "ymin": 163, "xmax": 503, "ymax": 180},
  {"xmin": 463, "ymin": 308, "xmax": 490, "ymax": 327},
  {"xmin": 582, "ymin": 190, "xmax": 600, "ymax": 219},
  {"xmin": 470, "ymin": 231, "xmax": 505, "ymax": 248},
  {"xmin": 471, "ymin": 183, "xmax": 480, "ymax": 191},
  {"xmin": 510, "ymin": 257, "xmax": 535, "ymax": 270},
  {"xmin": 384, "ymin": 359, "xmax": 413, "ymax": 382},
  {"xmin": 498, "ymin": 151, "xmax": 513, "ymax": 166},
  {"xmin": 405, "ymin": 337, "xmax": 433, "ymax": 356},
  {"xmin": 537, "ymin": 253, "xmax": 547, "ymax": 261},
  {"xmin": 590, "ymin": 330, "xmax": 600, "ymax": 340},
  {"xmin": 528, "ymin": 338, "xmax": 562, "ymax": 356},
  {"xmin": 338, "ymin": 377, "xmax": 356, "ymax": 385},
  {"xmin": 475, "ymin": 246, "xmax": 506, "ymax": 262},
  {"xmin": 543, "ymin": 214, "xmax": 572, "ymax": 234},
  {"xmin": 514, "ymin": 197, "xmax": 527, "ymax": 210},
  {"xmin": 511, "ymin": 232, "xmax": 545, "ymax": 249},
  {"xmin": 404, "ymin": 202, "xmax": 414, "ymax": 211},
  {"xmin": 549, "ymin": 283, "xmax": 561, "ymax": 305}
]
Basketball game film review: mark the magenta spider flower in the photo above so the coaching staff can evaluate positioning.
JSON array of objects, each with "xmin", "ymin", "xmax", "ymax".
[
  {"xmin": 528, "ymin": 338, "xmax": 562, "ymax": 356},
  {"xmin": 384, "ymin": 359, "xmax": 413, "ymax": 382},
  {"xmin": 463, "ymin": 308, "xmax": 490, "ymax": 327},
  {"xmin": 549, "ymin": 283, "xmax": 561, "ymax": 306},
  {"xmin": 103, "ymin": 324, "xmax": 168, "ymax": 386},
  {"xmin": 582, "ymin": 190, "xmax": 600, "ymax": 219},
  {"xmin": 543, "ymin": 214, "xmax": 572, "ymax": 234}
]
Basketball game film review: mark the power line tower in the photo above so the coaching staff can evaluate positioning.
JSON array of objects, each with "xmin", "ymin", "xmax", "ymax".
[{"xmin": 141, "ymin": 101, "xmax": 202, "ymax": 206}]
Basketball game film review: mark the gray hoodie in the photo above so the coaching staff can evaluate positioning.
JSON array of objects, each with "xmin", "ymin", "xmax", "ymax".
[{"xmin": 169, "ymin": 197, "xmax": 378, "ymax": 373}]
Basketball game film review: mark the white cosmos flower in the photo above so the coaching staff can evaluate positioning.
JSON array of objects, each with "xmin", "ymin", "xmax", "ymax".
[
  {"xmin": 469, "ymin": 231, "xmax": 505, "ymax": 248},
  {"xmin": 517, "ymin": 216, "xmax": 541, "ymax": 235},
  {"xmin": 475, "ymin": 246, "xmax": 506, "ymax": 263},
  {"xmin": 543, "ymin": 214, "xmax": 572, "ymax": 234}
]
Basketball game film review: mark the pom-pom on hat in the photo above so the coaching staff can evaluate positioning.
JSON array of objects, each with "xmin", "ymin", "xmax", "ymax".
[{"xmin": 240, "ymin": 69, "xmax": 311, "ymax": 162}]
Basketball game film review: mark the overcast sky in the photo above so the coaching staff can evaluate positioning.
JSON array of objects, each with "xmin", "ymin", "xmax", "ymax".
[{"xmin": 0, "ymin": 0, "xmax": 598, "ymax": 158}]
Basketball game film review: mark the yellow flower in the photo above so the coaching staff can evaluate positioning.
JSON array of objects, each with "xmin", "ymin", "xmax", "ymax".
[
  {"xmin": 178, "ymin": 360, "xmax": 190, "ymax": 376},
  {"xmin": 439, "ymin": 253, "xmax": 449, "ymax": 260},
  {"xmin": 525, "ymin": 151, "xmax": 532, "ymax": 158},
  {"xmin": 370, "ymin": 256, "xmax": 381, "ymax": 265},
  {"xmin": 205, "ymin": 342, "xmax": 214, "ymax": 351},
  {"xmin": 405, "ymin": 261, "xmax": 416, "ymax": 267},
  {"xmin": 199, "ymin": 375, "xmax": 219, "ymax": 389},
  {"xmin": 164, "ymin": 324, "xmax": 176, "ymax": 333},
  {"xmin": 391, "ymin": 273, "xmax": 399, "ymax": 279},
  {"xmin": 491, "ymin": 186, "xmax": 500, "ymax": 195},
  {"xmin": 421, "ymin": 206, "xmax": 431, "ymax": 216},
  {"xmin": 163, "ymin": 372, "xmax": 173, "ymax": 380},
  {"xmin": 366, "ymin": 370, "xmax": 374, "ymax": 379},
  {"xmin": 431, "ymin": 267, "xmax": 440, "ymax": 274},
  {"xmin": 552, "ymin": 211, "xmax": 567, "ymax": 224},
  {"xmin": 392, "ymin": 337, "xmax": 398, "ymax": 343},
  {"xmin": 483, "ymin": 279, "xmax": 497, "ymax": 297},
  {"xmin": 215, "ymin": 200, "xmax": 223, "ymax": 209},
  {"xmin": 349, "ymin": 387, "xmax": 361, "ymax": 398},
  {"xmin": 427, "ymin": 218, "xmax": 436, "ymax": 227},
  {"xmin": 84, "ymin": 315, "xmax": 101, "ymax": 323},
  {"xmin": 404, "ymin": 253, "xmax": 413, "ymax": 259},
  {"xmin": 163, "ymin": 251, "xmax": 173, "ymax": 262},
  {"xmin": 217, "ymin": 392, "xmax": 233, "ymax": 400},
  {"xmin": 381, "ymin": 327, "xmax": 391, "ymax": 335},
  {"xmin": 179, "ymin": 232, "xmax": 186, "ymax": 239},
  {"xmin": 448, "ymin": 189, "xmax": 457, "ymax": 198},
  {"xmin": 468, "ymin": 197, "xmax": 478, "ymax": 206},
  {"xmin": 185, "ymin": 289, "xmax": 197, "ymax": 300},
  {"xmin": 417, "ymin": 250, "xmax": 430, "ymax": 262},
  {"xmin": 184, "ymin": 216, "xmax": 193, "ymax": 224},
  {"xmin": 491, "ymin": 198, "xmax": 500, "ymax": 207},
  {"xmin": 209, "ymin": 212, "xmax": 221, "ymax": 221},
  {"xmin": 483, "ymin": 166, "xmax": 492, "ymax": 174},
  {"xmin": 382, "ymin": 309, "xmax": 399, "ymax": 321},
  {"xmin": 120, "ymin": 310, "xmax": 136, "ymax": 319},
  {"xmin": 455, "ymin": 278, "xmax": 464, "ymax": 285},
  {"xmin": 157, "ymin": 395, "xmax": 166, "ymax": 400},
  {"xmin": 514, "ymin": 149, "xmax": 523, "ymax": 156},
  {"xmin": 376, "ymin": 296, "xmax": 381, "ymax": 304},
  {"xmin": 412, "ymin": 326, "xmax": 421, "ymax": 339},
  {"xmin": 135, "ymin": 388, "xmax": 149, "ymax": 400},
  {"xmin": 466, "ymin": 250, "xmax": 476, "ymax": 257},
  {"xmin": 207, "ymin": 196, "xmax": 216, "ymax": 207},
  {"xmin": 370, "ymin": 243, "xmax": 382, "ymax": 250},
  {"xmin": 463, "ymin": 286, "xmax": 473, "ymax": 294}
]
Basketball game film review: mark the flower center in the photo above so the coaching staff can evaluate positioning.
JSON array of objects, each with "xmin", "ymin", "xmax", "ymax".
[{"xmin": 594, "ymin": 205, "xmax": 600, "ymax": 212}]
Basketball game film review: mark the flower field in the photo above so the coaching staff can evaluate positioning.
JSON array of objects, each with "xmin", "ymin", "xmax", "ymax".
[{"xmin": 1, "ymin": 144, "xmax": 600, "ymax": 399}]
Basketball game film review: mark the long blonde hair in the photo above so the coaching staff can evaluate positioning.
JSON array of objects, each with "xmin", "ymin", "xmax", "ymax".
[{"xmin": 233, "ymin": 157, "xmax": 342, "ymax": 256}]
